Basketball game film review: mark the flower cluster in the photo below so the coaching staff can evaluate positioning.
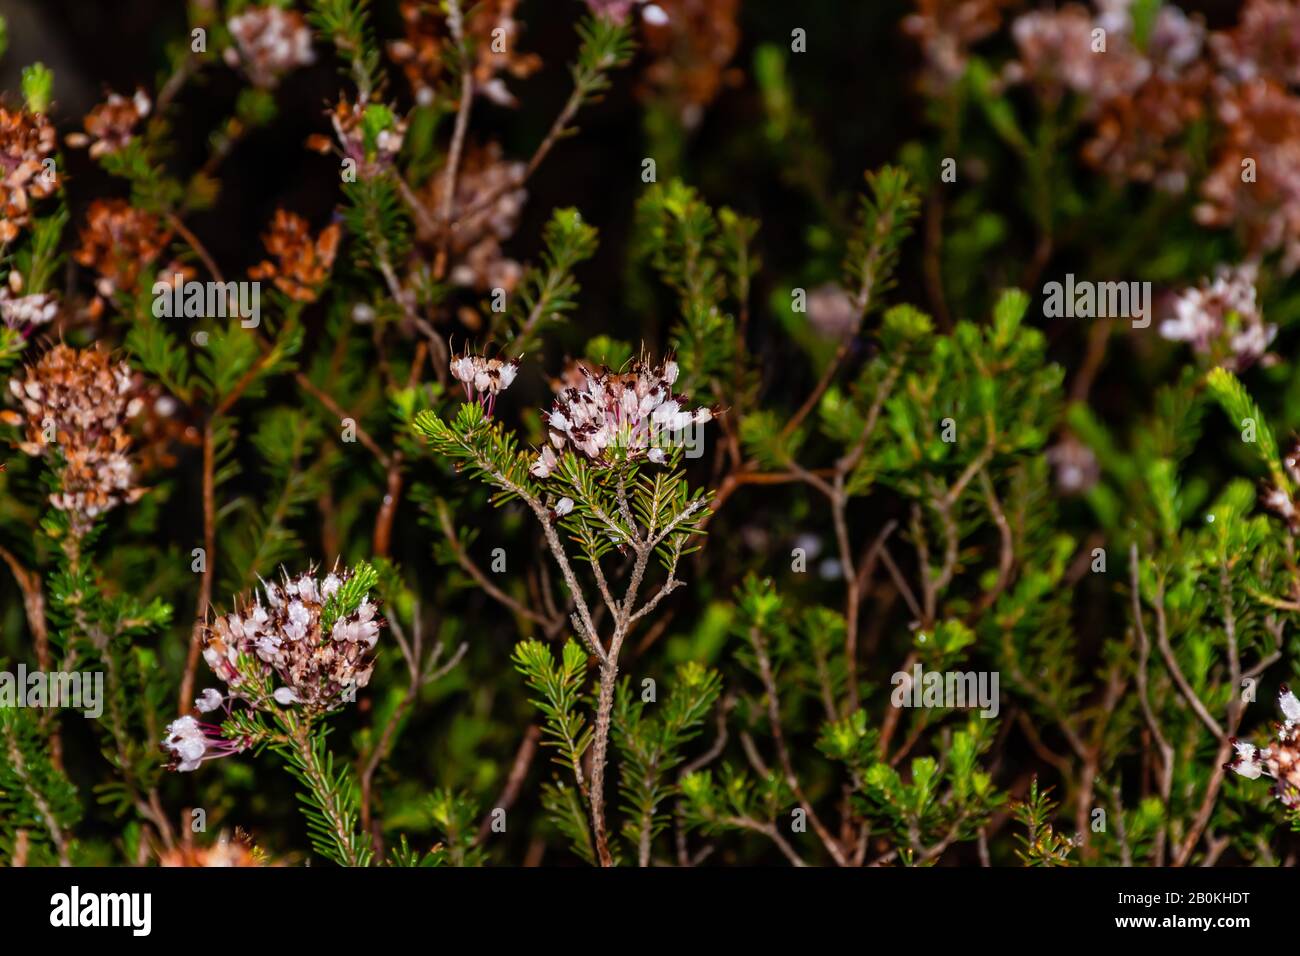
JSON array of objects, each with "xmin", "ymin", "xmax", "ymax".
[
  {"xmin": 451, "ymin": 352, "xmax": 518, "ymax": 413},
  {"xmin": 903, "ymin": 0, "xmax": 1010, "ymax": 94},
  {"xmin": 1, "ymin": 344, "xmax": 143, "ymax": 533},
  {"xmin": 1196, "ymin": 78, "xmax": 1300, "ymax": 271},
  {"xmin": 1263, "ymin": 439, "xmax": 1300, "ymax": 530},
  {"xmin": 224, "ymin": 6, "xmax": 316, "ymax": 89},
  {"xmin": 1158, "ymin": 264, "xmax": 1275, "ymax": 371},
  {"xmin": 73, "ymin": 199, "xmax": 172, "ymax": 314},
  {"xmin": 199, "ymin": 567, "xmax": 383, "ymax": 717},
  {"xmin": 248, "ymin": 210, "xmax": 341, "ymax": 303},
  {"xmin": 422, "ymin": 142, "xmax": 526, "ymax": 291},
  {"xmin": 637, "ymin": 0, "xmax": 741, "ymax": 129},
  {"xmin": 65, "ymin": 89, "xmax": 151, "ymax": 159},
  {"xmin": 0, "ymin": 271, "xmax": 58, "ymax": 331},
  {"xmin": 388, "ymin": 0, "xmax": 541, "ymax": 108},
  {"xmin": 161, "ymin": 714, "xmax": 250, "ymax": 773},
  {"xmin": 530, "ymin": 354, "xmax": 712, "ymax": 476},
  {"xmin": 1228, "ymin": 686, "xmax": 1300, "ymax": 808},
  {"xmin": 0, "ymin": 105, "xmax": 57, "ymax": 242}
]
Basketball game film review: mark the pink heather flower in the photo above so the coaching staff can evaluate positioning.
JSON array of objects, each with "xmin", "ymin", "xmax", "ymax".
[
  {"xmin": 1005, "ymin": 4, "xmax": 1150, "ymax": 107},
  {"xmin": 554, "ymin": 496, "xmax": 574, "ymax": 517},
  {"xmin": 1159, "ymin": 265, "xmax": 1275, "ymax": 371},
  {"xmin": 533, "ymin": 353, "xmax": 711, "ymax": 473},
  {"xmin": 1046, "ymin": 435, "xmax": 1099, "ymax": 495},
  {"xmin": 0, "ymin": 287, "xmax": 57, "ymax": 330},
  {"xmin": 224, "ymin": 6, "xmax": 316, "ymax": 89},
  {"xmin": 195, "ymin": 688, "xmax": 224, "ymax": 713},
  {"xmin": 162, "ymin": 714, "xmax": 249, "ymax": 773},
  {"xmin": 1228, "ymin": 686, "xmax": 1300, "ymax": 806},
  {"xmin": 450, "ymin": 352, "xmax": 519, "ymax": 417},
  {"xmin": 200, "ymin": 566, "xmax": 383, "ymax": 717}
]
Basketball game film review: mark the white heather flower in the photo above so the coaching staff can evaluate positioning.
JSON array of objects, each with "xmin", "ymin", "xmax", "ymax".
[
  {"xmin": 1227, "ymin": 686, "xmax": 1300, "ymax": 805},
  {"xmin": 531, "ymin": 445, "xmax": 558, "ymax": 479},
  {"xmin": 1160, "ymin": 265, "xmax": 1275, "ymax": 370},
  {"xmin": 224, "ymin": 6, "xmax": 316, "ymax": 89},
  {"xmin": 0, "ymin": 287, "xmax": 58, "ymax": 329},
  {"xmin": 200, "ymin": 566, "xmax": 383, "ymax": 716},
  {"xmin": 541, "ymin": 353, "xmax": 713, "ymax": 468},
  {"xmin": 162, "ymin": 715, "xmax": 247, "ymax": 772},
  {"xmin": 1281, "ymin": 686, "xmax": 1300, "ymax": 724},
  {"xmin": 449, "ymin": 352, "xmax": 520, "ymax": 414},
  {"xmin": 195, "ymin": 689, "xmax": 224, "ymax": 713},
  {"xmin": 554, "ymin": 497, "xmax": 574, "ymax": 517},
  {"xmin": 643, "ymin": 4, "xmax": 669, "ymax": 27}
]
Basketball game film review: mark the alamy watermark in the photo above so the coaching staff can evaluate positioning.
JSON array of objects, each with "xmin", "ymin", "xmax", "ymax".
[
  {"xmin": 152, "ymin": 274, "xmax": 260, "ymax": 328},
  {"xmin": 890, "ymin": 663, "xmax": 1000, "ymax": 718},
  {"xmin": 0, "ymin": 665, "xmax": 103, "ymax": 718},
  {"xmin": 1042, "ymin": 273, "xmax": 1151, "ymax": 329}
]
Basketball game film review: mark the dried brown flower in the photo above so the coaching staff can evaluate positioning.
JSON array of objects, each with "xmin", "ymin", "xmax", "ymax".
[
  {"xmin": 248, "ymin": 210, "xmax": 341, "ymax": 303},
  {"xmin": 73, "ymin": 199, "xmax": 172, "ymax": 311},
  {"xmin": 66, "ymin": 89, "xmax": 152, "ymax": 159},
  {"xmin": 0, "ymin": 105, "xmax": 57, "ymax": 242},
  {"xmin": 1, "ymin": 344, "xmax": 144, "ymax": 533},
  {"xmin": 1196, "ymin": 79, "xmax": 1300, "ymax": 271},
  {"xmin": 1212, "ymin": 0, "xmax": 1300, "ymax": 88},
  {"xmin": 422, "ymin": 142, "xmax": 525, "ymax": 291},
  {"xmin": 904, "ymin": 0, "xmax": 1013, "ymax": 93},
  {"xmin": 388, "ymin": 0, "xmax": 541, "ymax": 107},
  {"xmin": 1005, "ymin": 4, "xmax": 1149, "ymax": 108},
  {"xmin": 639, "ymin": 0, "xmax": 742, "ymax": 127}
]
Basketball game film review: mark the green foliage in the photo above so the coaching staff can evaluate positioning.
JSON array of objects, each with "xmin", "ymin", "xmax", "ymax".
[
  {"xmin": 504, "ymin": 208, "xmax": 599, "ymax": 355},
  {"xmin": 512, "ymin": 639, "xmax": 593, "ymax": 786},
  {"xmin": 0, "ymin": 707, "xmax": 82, "ymax": 865},
  {"xmin": 612, "ymin": 662, "xmax": 721, "ymax": 859}
]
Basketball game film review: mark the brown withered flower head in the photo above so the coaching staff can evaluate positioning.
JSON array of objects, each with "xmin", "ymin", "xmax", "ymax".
[
  {"xmin": 199, "ymin": 566, "xmax": 383, "ymax": 718},
  {"xmin": 1082, "ymin": 3, "xmax": 1208, "ymax": 190},
  {"xmin": 423, "ymin": 141, "xmax": 526, "ymax": 291},
  {"xmin": 248, "ymin": 210, "xmax": 341, "ymax": 303},
  {"xmin": 1211, "ymin": 0, "xmax": 1300, "ymax": 88},
  {"xmin": 74, "ymin": 199, "xmax": 171, "ymax": 312},
  {"xmin": 388, "ymin": 0, "xmax": 541, "ymax": 107},
  {"xmin": 0, "ymin": 104, "xmax": 57, "ymax": 242},
  {"xmin": 1004, "ymin": 4, "xmax": 1150, "ymax": 108},
  {"xmin": 638, "ymin": 0, "xmax": 742, "ymax": 128},
  {"xmin": 65, "ymin": 89, "xmax": 152, "ymax": 159},
  {"xmin": 904, "ymin": 0, "xmax": 1013, "ymax": 94},
  {"xmin": 1196, "ymin": 79, "xmax": 1300, "ymax": 272},
  {"xmin": 224, "ymin": 6, "xmax": 316, "ymax": 89},
  {"xmin": 130, "ymin": 379, "xmax": 200, "ymax": 473},
  {"xmin": 1, "ymin": 344, "xmax": 144, "ymax": 534}
]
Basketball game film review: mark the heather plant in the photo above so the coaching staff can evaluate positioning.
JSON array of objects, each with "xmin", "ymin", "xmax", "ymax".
[{"xmin": 3, "ymin": 0, "xmax": 1300, "ymax": 873}]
